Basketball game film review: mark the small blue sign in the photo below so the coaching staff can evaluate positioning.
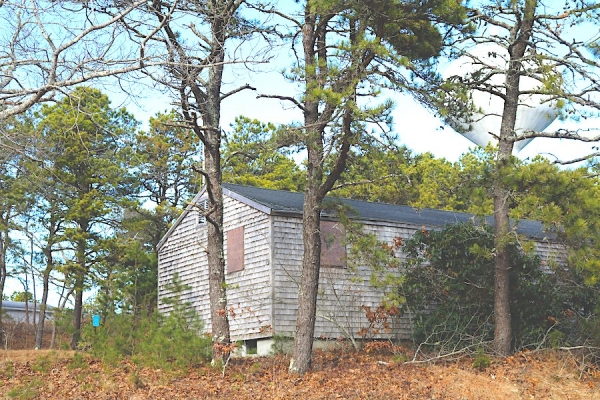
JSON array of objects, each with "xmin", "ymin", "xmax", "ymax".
[{"xmin": 92, "ymin": 315, "xmax": 101, "ymax": 327}]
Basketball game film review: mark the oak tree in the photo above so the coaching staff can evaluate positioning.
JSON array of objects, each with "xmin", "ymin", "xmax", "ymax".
[{"xmin": 0, "ymin": 0, "xmax": 165, "ymax": 120}]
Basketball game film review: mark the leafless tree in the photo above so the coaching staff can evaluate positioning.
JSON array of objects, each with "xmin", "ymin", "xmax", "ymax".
[
  {"xmin": 123, "ymin": 0, "xmax": 274, "ymax": 363},
  {"xmin": 0, "ymin": 0, "xmax": 169, "ymax": 121}
]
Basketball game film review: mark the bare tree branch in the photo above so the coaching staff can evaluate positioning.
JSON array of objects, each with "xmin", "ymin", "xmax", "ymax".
[
  {"xmin": 220, "ymin": 83, "xmax": 256, "ymax": 101},
  {"xmin": 0, "ymin": 0, "xmax": 168, "ymax": 120},
  {"xmin": 256, "ymin": 93, "xmax": 306, "ymax": 112},
  {"xmin": 541, "ymin": 151, "xmax": 600, "ymax": 166}
]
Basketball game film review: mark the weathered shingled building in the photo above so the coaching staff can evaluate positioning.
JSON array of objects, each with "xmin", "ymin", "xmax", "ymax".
[{"xmin": 157, "ymin": 184, "xmax": 564, "ymax": 355}]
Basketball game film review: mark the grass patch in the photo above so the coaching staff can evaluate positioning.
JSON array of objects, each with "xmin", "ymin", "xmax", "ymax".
[
  {"xmin": 31, "ymin": 355, "xmax": 54, "ymax": 374},
  {"xmin": 129, "ymin": 371, "xmax": 146, "ymax": 389},
  {"xmin": 0, "ymin": 362, "xmax": 15, "ymax": 379},
  {"xmin": 6, "ymin": 378, "xmax": 42, "ymax": 399}
]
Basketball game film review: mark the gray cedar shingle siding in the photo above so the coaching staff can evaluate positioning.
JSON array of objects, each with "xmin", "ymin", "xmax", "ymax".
[
  {"xmin": 271, "ymin": 215, "xmax": 413, "ymax": 339},
  {"xmin": 157, "ymin": 184, "xmax": 565, "ymax": 342},
  {"xmin": 158, "ymin": 192, "xmax": 273, "ymax": 340}
]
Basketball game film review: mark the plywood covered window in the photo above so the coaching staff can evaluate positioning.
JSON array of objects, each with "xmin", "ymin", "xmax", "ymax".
[
  {"xmin": 320, "ymin": 221, "xmax": 346, "ymax": 268},
  {"xmin": 227, "ymin": 226, "xmax": 245, "ymax": 274}
]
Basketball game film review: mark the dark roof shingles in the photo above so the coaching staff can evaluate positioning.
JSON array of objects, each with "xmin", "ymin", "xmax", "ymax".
[{"xmin": 223, "ymin": 183, "xmax": 552, "ymax": 240}]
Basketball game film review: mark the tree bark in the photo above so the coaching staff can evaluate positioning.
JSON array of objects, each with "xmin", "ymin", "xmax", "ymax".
[
  {"xmin": 35, "ymin": 256, "xmax": 53, "ymax": 349},
  {"xmin": 71, "ymin": 225, "xmax": 88, "ymax": 350},
  {"xmin": 290, "ymin": 161, "xmax": 323, "ymax": 374},
  {"xmin": 35, "ymin": 281, "xmax": 50, "ymax": 349},
  {"xmin": 191, "ymin": 10, "xmax": 231, "ymax": 363},
  {"xmin": 71, "ymin": 278, "xmax": 84, "ymax": 350},
  {"xmin": 154, "ymin": 0, "xmax": 235, "ymax": 362},
  {"xmin": 493, "ymin": 3, "xmax": 535, "ymax": 356},
  {"xmin": 0, "ymin": 233, "xmax": 6, "ymax": 345},
  {"xmin": 493, "ymin": 81, "xmax": 518, "ymax": 355},
  {"xmin": 289, "ymin": 6, "xmax": 362, "ymax": 375},
  {"xmin": 492, "ymin": 159, "xmax": 513, "ymax": 356},
  {"xmin": 205, "ymin": 138, "xmax": 231, "ymax": 362},
  {"xmin": 289, "ymin": 6, "xmax": 323, "ymax": 374}
]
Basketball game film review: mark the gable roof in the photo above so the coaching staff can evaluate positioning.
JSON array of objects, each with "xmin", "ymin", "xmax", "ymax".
[{"xmin": 222, "ymin": 183, "xmax": 553, "ymax": 241}]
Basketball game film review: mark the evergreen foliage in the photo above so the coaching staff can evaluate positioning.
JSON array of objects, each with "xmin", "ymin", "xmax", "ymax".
[
  {"xmin": 9, "ymin": 291, "xmax": 34, "ymax": 303},
  {"xmin": 83, "ymin": 275, "xmax": 211, "ymax": 368},
  {"xmin": 222, "ymin": 117, "xmax": 304, "ymax": 191},
  {"xmin": 401, "ymin": 223, "xmax": 598, "ymax": 352},
  {"xmin": 284, "ymin": 0, "xmax": 468, "ymax": 374},
  {"xmin": 32, "ymin": 86, "xmax": 139, "ymax": 349},
  {"xmin": 94, "ymin": 237, "xmax": 158, "ymax": 317}
]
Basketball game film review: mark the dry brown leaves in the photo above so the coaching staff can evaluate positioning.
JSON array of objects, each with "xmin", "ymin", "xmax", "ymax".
[{"xmin": 0, "ymin": 349, "xmax": 598, "ymax": 399}]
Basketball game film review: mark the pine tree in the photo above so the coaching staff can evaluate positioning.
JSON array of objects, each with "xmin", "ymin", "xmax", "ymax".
[{"xmin": 269, "ymin": 0, "xmax": 467, "ymax": 374}]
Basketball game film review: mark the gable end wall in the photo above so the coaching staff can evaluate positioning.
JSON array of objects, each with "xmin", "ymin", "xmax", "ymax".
[{"xmin": 158, "ymin": 194, "xmax": 273, "ymax": 341}]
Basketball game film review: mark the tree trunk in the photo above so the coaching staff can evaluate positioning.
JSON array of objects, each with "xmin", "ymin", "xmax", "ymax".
[
  {"xmin": 71, "ymin": 234, "xmax": 87, "ymax": 350},
  {"xmin": 493, "ymin": 175, "xmax": 512, "ymax": 356},
  {"xmin": 493, "ymin": 10, "xmax": 533, "ymax": 354},
  {"xmin": 0, "ymin": 234, "xmax": 6, "ymax": 345},
  {"xmin": 289, "ymin": 6, "xmax": 323, "ymax": 373},
  {"xmin": 289, "ymin": 4, "xmax": 361, "ymax": 373},
  {"xmin": 71, "ymin": 283, "xmax": 84, "ymax": 350},
  {"xmin": 35, "ymin": 267, "xmax": 51, "ymax": 349},
  {"xmin": 205, "ymin": 145, "xmax": 231, "ymax": 362},
  {"xmin": 493, "ymin": 85, "xmax": 517, "ymax": 356},
  {"xmin": 290, "ymin": 177, "xmax": 323, "ymax": 374},
  {"xmin": 203, "ymin": 21, "xmax": 231, "ymax": 363}
]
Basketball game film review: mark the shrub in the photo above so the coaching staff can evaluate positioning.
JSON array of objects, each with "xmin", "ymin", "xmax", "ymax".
[
  {"xmin": 401, "ymin": 223, "xmax": 598, "ymax": 353},
  {"xmin": 472, "ymin": 348, "xmax": 491, "ymax": 370},
  {"xmin": 82, "ymin": 274, "xmax": 211, "ymax": 368}
]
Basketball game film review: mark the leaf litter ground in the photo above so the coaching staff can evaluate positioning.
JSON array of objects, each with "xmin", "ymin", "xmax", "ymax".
[{"xmin": 0, "ymin": 348, "xmax": 598, "ymax": 399}]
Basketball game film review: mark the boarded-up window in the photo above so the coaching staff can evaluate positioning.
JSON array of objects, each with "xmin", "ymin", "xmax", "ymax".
[
  {"xmin": 227, "ymin": 226, "xmax": 244, "ymax": 273},
  {"xmin": 320, "ymin": 221, "xmax": 346, "ymax": 267}
]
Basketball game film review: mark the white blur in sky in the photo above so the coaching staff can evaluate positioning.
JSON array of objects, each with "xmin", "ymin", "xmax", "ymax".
[
  {"xmin": 121, "ymin": 71, "xmax": 600, "ymax": 165},
  {"xmin": 107, "ymin": 0, "xmax": 600, "ymax": 166}
]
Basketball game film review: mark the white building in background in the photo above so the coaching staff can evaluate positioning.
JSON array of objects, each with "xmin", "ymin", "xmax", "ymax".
[{"xmin": 2, "ymin": 301, "xmax": 54, "ymax": 324}]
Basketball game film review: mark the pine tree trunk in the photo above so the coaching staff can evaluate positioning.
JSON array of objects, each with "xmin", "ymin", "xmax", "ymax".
[
  {"xmin": 71, "ymin": 234, "xmax": 87, "ymax": 350},
  {"xmin": 0, "ymin": 234, "xmax": 6, "ymax": 345},
  {"xmin": 493, "ymin": 178, "xmax": 512, "ymax": 356},
  {"xmin": 71, "ymin": 284, "xmax": 84, "ymax": 350},
  {"xmin": 494, "ymin": 96, "xmax": 516, "ymax": 356},
  {"xmin": 35, "ymin": 268, "xmax": 51, "ymax": 349},
  {"xmin": 205, "ymin": 145, "xmax": 231, "ymax": 362},
  {"xmin": 289, "ymin": 7, "xmax": 323, "ymax": 373},
  {"xmin": 290, "ymin": 179, "xmax": 322, "ymax": 374},
  {"xmin": 493, "ymin": 12, "xmax": 533, "ymax": 354},
  {"xmin": 203, "ymin": 22, "xmax": 231, "ymax": 362}
]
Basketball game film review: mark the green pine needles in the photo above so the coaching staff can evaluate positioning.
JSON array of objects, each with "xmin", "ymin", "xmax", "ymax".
[
  {"xmin": 82, "ymin": 275, "xmax": 211, "ymax": 368},
  {"xmin": 401, "ymin": 223, "xmax": 598, "ymax": 353}
]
